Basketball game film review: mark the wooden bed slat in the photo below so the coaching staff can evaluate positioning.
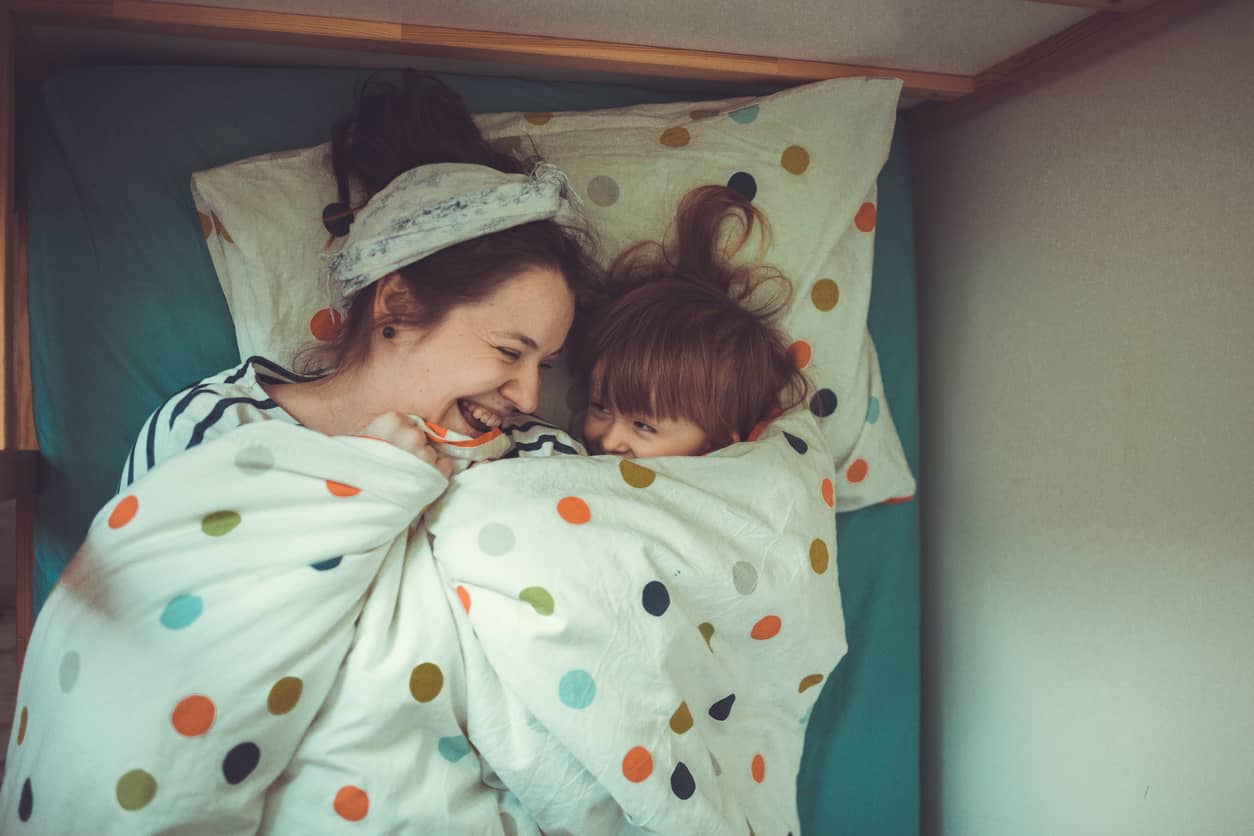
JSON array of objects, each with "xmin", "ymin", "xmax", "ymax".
[
  {"xmin": 6, "ymin": 0, "xmax": 974, "ymax": 100},
  {"xmin": 1025, "ymin": 0, "xmax": 1156, "ymax": 11}
]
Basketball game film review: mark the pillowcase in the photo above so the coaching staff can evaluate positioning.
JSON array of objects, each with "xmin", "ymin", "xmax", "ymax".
[{"xmin": 190, "ymin": 77, "xmax": 914, "ymax": 512}]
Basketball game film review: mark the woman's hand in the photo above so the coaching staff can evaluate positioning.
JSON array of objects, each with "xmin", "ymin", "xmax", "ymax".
[{"xmin": 355, "ymin": 412, "xmax": 453, "ymax": 478}]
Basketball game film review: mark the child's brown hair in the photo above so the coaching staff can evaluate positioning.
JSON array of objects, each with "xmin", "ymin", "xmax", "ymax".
[{"xmin": 582, "ymin": 185, "xmax": 808, "ymax": 447}]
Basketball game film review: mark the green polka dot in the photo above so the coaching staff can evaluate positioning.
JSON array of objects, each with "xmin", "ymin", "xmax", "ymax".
[
  {"xmin": 116, "ymin": 769, "xmax": 157, "ymax": 811},
  {"xmin": 268, "ymin": 676, "xmax": 303, "ymax": 715},
  {"xmin": 558, "ymin": 670, "xmax": 597, "ymax": 709},
  {"xmin": 438, "ymin": 735, "xmax": 471, "ymax": 763},
  {"xmin": 619, "ymin": 460, "xmax": 656, "ymax": 488},
  {"xmin": 587, "ymin": 175, "xmax": 620, "ymax": 207},
  {"xmin": 201, "ymin": 510, "xmax": 241, "ymax": 537},
  {"xmin": 519, "ymin": 586, "xmax": 555, "ymax": 616},
  {"xmin": 409, "ymin": 663, "xmax": 444, "ymax": 702},
  {"xmin": 732, "ymin": 562, "xmax": 758, "ymax": 595}
]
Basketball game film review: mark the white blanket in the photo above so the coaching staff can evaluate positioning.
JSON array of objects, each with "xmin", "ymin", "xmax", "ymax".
[{"xmin": 2, "ymin": 412, "xmax": 845, "ymax": 835}]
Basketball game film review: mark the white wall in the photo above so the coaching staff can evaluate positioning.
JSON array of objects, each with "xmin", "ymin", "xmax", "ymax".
[{"xmin": 911, "ymin": 3, "xmax": 1254, "ymax": 834}]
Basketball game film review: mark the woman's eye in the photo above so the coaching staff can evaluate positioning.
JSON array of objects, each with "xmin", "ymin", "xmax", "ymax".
[
  {"xmin": 540, "ymin": 362, "xmax": 553, "ymax": 371},
  {"xmin": 497, "ymin": 347, "xmax": 521, "ymax": 362}
]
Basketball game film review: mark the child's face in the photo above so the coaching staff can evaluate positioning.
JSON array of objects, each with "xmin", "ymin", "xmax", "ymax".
[{"xmin": 583, "ymin": 401, "xmax": 710, "ymax": 458}]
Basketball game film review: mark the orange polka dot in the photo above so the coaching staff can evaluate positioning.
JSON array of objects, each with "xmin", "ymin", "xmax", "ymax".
[
  {"xmin": 821, "ymin": 477, "xmax": 835, "ymax": 508},
  {"xmin": 456, "ymin": 585, "xmax": 471, "ymax": 613},
  {"xmin": 846, "ymin": 458, "xmax": 869, "ymax": 483},
  {"xmin": 855, "ymin": 202, "xmax": 877, "ymax": 232},
  {"xmin": 622, "ymin": 746, "xmax": 653, "ymax": 782},
  {"xmin": 213, "ymin": 213, "xmax": 234, "ymax": 244},
  {"xmin": 326, "ymin": 480, "xmax": 361, "ymax": 497},
  {"xmin": 524, "ymin": 112, "xmax": 553, "ymax": 125},
  {"xmin": 884, "ymin": 495, "xmax": 915, "ymax": 505},
  {"xmin": 171, "ymin": 694, "xmax": 215, "ymax": 737},
  {"xmin": 198, "ymin": 211, "xmax": 213, "ymax": 239},
  {"xmin": 309, "ymin": 308, "xmax": 344, "ymax": 342},
  {"xmin": 751, "ymin": 615, "xmax": 781, "ymax": 640},
  {"xmin": 334, "ymin": 785, "xmax": 369, "ymax": 821},
  {"xmin": 660, "ymin": 127, "xmax": 691, "ymax": 147},
  {"xmin": 751, "ymin": 754, "xmax": 766, "ymax": 783},
  {"xmin": 108, "ymin": 495, "xmax": 139, "ymax": 529},
  {"xmin": 557, "ymin": 496, "xmax": 591, "ymax": 525},
  {"xmin": 787, "ymin": 340, "xmax": 812, "ymax": 369}
]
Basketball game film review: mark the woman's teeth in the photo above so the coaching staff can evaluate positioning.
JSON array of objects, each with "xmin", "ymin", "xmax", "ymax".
[{"xmin": 459, "ymin": 400, "xmax": 502, "ymax": 430}]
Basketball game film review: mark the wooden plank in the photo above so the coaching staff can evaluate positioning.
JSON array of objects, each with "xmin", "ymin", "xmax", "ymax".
[
  {"xmin": 1024, "ymin": 0, "xmax": 1155, "ymax": 11},
  {"xmin": 910, "ymin": 0, "xmax": 1234, "ymax": 136},
  {"xmin": 7, "ymin": 0, "xmax": 974, "ymax": 100}
]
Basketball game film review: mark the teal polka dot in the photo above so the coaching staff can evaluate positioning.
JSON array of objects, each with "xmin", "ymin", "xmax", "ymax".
[
  {"xmin": 867, "ymin": 396, "xmax": 881, "ymax": 424},
  {"xmin": 558, "ymin": 670, "xmax": 597, "ymax": 709},
  {"xmin": 730, "ymin": 105, "xmax": 759, "ymax": 124},
  {"xmin": 160, "ymin": 594, "xmax": 203, "ymax": 630},
  {"xmin": 438, "ymin": 735, "xmax": 471, "ymax": 763}
]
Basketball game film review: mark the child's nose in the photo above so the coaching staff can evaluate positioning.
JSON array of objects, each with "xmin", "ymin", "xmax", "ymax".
[{"xmin": 602, "ymin": 425, "xmax": 632, "ymax": 455}]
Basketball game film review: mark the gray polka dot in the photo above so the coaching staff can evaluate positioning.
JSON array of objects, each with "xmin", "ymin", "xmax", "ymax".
[
  {"xmin": 478, "ymin": 523, "xmax": 516, "ymax": 556},
  {"xmin": 59, "ymin": 651, "xmax": 80, "ymax": 693},
  {"xmin": 709, "ymin": 750, "xmax": 722, "ymax": 776},
  {"xmin": 234, "ymin": 445, "xmax": 274, "ymax": 476},
  {"xmin": 587, "ymin": 175, "xmax": 620, "ymax": 207},
  {"xmin": 733, "ymin": 562, "xmax": 758, "ymax": 595}
]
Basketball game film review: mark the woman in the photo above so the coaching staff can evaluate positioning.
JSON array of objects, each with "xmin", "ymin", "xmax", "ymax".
[{"xmin": 120, "ymin": 72, "xmax": 600, "ymax": 488}]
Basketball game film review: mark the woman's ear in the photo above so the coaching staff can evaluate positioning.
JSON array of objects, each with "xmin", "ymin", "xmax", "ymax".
[{"xmin": 371, "ymin": 273, "xmax": 409, "ymax": 324}]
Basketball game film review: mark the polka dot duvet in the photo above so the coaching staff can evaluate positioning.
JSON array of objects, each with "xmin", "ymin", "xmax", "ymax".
[{"xmin": 2, "ymin": 410, "xmax": 845, "ymax": 835}]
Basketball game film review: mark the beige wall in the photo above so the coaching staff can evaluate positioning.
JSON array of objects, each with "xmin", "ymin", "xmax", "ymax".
[{"xmin": 911, "ymin": 2, "xmax": 1254, "ymax": 834}]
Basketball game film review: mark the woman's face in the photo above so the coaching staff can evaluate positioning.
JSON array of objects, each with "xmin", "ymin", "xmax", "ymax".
[{"xmin": 374, "ymin": 266, "xmax": 575, "ymax": 436}]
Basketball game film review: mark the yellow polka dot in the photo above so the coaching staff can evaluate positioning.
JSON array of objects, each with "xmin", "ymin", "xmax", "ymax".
[
  {"xmin": 409, "ymin": 663, "xmax": 444, "ymax": 702},
  {"xmin": 660, "ymin": 127, "xmax": 691, "ymax": 148},
  {"xmin": 116, "ymin": 769, "xmax": 158, "ymax": 811},
  {"xmin": 669, "ymin": 702, "xmax": 693, "ymax": 734},
  {"xmin": 811, "ymin": 279, "xmax": 840, "ymax": 311},
  {"xmin": 781, "ymin": 145, "xmax": 810, "ymax": 174},
  {"xmin": 268, "ymin": 676, "xmax": 303, "ymax": 715},
  {"xmin": 809, "ymin": 539, "xmax": 829, "ymax": 574},
  {"xmin": 524, "ymin": 112, "xmax": 553, "ymax": 126},
  {"xmin": 17, "ymin": 706, "xmax": 27, "ymax": 745},
  {"xmin": 619, "ymin": 459, "xmax": 656, "ymax": 489}
]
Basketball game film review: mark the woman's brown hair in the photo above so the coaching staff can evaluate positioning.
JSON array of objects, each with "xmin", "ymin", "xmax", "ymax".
[
  {"xmin": 583, "ymin": 186, "xmax": 808, "ymax": 446},
  {"xmin": 299, "ymin": 71, "xmax": 601, "ymax": 373}
]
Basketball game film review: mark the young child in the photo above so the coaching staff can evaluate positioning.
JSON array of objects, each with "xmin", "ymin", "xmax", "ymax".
[{"xmin": 581, "ymin": 185, "xmax": 808, "ymax": 458}]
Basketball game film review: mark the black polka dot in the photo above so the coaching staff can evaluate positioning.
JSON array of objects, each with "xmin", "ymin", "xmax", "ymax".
[
  {"xmin": 783, "ymin": 432, "xmax": 808, "ymax": 455},
  {"xmin": 322, "ymin": 202, "xmax": 353, "ymax": 237},
  {"xmin": 809, "ymin": 389, "xmax": 838, "ymax": 418},
  {"xmin": 18, "ymin": 778, "xmax": 32, "ymax": 821},
  {"xmin": 310, "ymin": 556, "xmax": 343, "ymax": 571},
  {"xmin": 642, "ymin": 581, "xmax": 670, "ymax": 616},
  {"xmin": 223, "ymin": 742, "xmax": 261, "ymax": 785},
  {"xmin": 708, "ymin": 693, "xmax": 736, "ymax": 721},
  {"xmin": 670, "ymin": 762, "xmax": 696, "ymax": 800},
  {"xmin": 727, "ymin": 172, "xmax": 757, "ymax": 201}
]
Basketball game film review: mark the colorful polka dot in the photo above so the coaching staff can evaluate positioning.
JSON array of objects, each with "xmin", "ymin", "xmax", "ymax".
[
  {"xmin": 309, "ymin": 308, "xmax": 344, "ymax": 342},
  {"xmin": 201, "ymin": 510, "xmax": 241, "ymax": 537},
  {"xmin": 478, "ymin": 522, "xmax": 516, "ymax": 556},
  {"xmin": 727, "ymin": 171, "xmax": 757, "ymax": 201},
  {"xmin": 847, "ymin": 458, "xmax": 869, "ymax": 483},
  {"xmin": 690, "ymin": 108, "xmax": 720, "ymax": 120},
  {"xmin": 456, "ymin": 585, "xmax": 471, "ymax": 613},
  {"xmin": 709, "ymin": 693, "xmax": 736, "ymax": 721},
  {"xmin": 866, "ymin": 395, "xmax": 881, "ymax": 424},
  {"xmin": 524, "ymin": 112, "xmax": 553, "ymax": 125},
  {"xmin": 809, "ymin": 540, "xmax": 830, "ymax": 574},
  {"xmin": 234, "ymin": 445, "xmax": 274, "ymax": 475},
  {"xmin": 642, "ymin": 581, "xmax": 670, "ymax": 616},
  {"xmin": 18, "ymin": 778, "xmax": 32, "ymax": 821},
  {"xmin": 781, "ymin": 145, "xmax": 810, "ymax": 174},
  {"xmin": 622, "ymin": 747, "xmax": 653, "ymax": 782},
  {"xmin": 326, "ymin": 480, "xmax": 361, "ymax": 497},
  {"xmin": 557, "ymin": 496, "xmax": 591, "ymax": 524},
  {"xmin": 59, "ymin": 650, "xmax": 80, "ymax": 693},
  {"xmin": 311, "ymin": 556, "xmax": 343, "ymax": 571},
  {"xmin": 620, "ymin": 459, "xmax": 656, "ymax": 489},
  {"xmin": 438, "ymin": 735, "xmax": 471, "ymax": 763},
  {"xmin": 660, "ymin": 127, "xmax": 691, "ymax": 147},
  {"xmin": 160, "ymin": 594, "xmax": 203, "ymax": 630},
  {"xmin": 334, "ymin": 785, "xmax": 369, "ymax": 821},
  {"xmin": 810, "ymin": 389, "xmax": 838, "ymax": 418},
  {"xmin": 322, "ymin": 202, "xmax": 353, "ymax": 237},
  {"xmin": 752, "ymin": 754, "xmax": 766, "ymax": 783},
  {"xmin": 855, "ymin": 202, "xmax": 877, "ymax": 232},
  {"xmin": 409, "ymin": 663, "xmax": 444, "ymax": 703},
  {"xmin": 519, "ymin": 586, "xmax": 555, "ymax": 616},
  {"xmin": 172, "ymin": 695, "xmax": 215, "ymax": 737},
  {"xmin": 268, "ymin": 676, "xmax": 303, "ymax": 715},
  {"xmin": 730, "ymin": 105, "xmax": 759, "ymax": 124},
  {"xmin": 784, "ymin": 432, "xmax": 808, "ymax": 455},
  {"xmin": 733, "ymin": 562, "xmax": 758, "ymax": 595},
  {"xmin": 751, "ymin": 615, "xmax": 781, "ymax": 640},
  {"xmin": 670, "ymin": 762, "xmax": 696, "ymax": 800},
  {"xmin": 787, "ymin": 340, "xmax": 812, "ymax": 369},
  {"xmin": 198, "ymin": 211, "xmax": 213, "ymax": 238},
  {"xmin": 670, "ymin": 702, "xmax": 693, "ymax": 734},
  {"xmin": 213, "ymin": 214, "xmax": 234, "ymax": 244},
  {"xmin": 587, "ymin": 175, "xmax": 620, "ymax": 206},
  {"xmin": 108, "ymin": 495, "xmax": 139, "ymax": 529},
  {"xmin": 18, "ymin": 706, "xmax": 27, "ymax": 745},
  {"xmin": 821, "ymin": 478, "xmax": 835, "ymax": 508},
  {"xmin": 116, "ymin": 769, "xmax": 157, "ymax": 811},
  {"xmin": 811, "ymin": 278, "xmax": 840, "ymax": 311},
  {"xmin": 223, "ymin": 742, "xmax": 260, "ymax": 784},
  {"xmin": 799, "ymin": 673, "xmax": 825, "ymax": 693},
  {"xmin": 558, "ymin": 670, "xmax": 597, "ymax": 709},
  {"xmin": 698, "ymin": 622, "xmax": 715, "ymax": 651}
]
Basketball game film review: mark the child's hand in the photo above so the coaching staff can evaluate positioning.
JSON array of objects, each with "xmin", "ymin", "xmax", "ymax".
[{"xmin": 355, "ymin": 412, "xmax": 454, "ymax": 478}]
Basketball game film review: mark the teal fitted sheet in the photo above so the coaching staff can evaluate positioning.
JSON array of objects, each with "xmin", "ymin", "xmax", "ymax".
[{"xmin": 26, "ymin": 66, "xmax": 919, "ymax": 835}]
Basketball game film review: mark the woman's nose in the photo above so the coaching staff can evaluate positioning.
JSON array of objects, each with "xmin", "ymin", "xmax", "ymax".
[{"xmin": 502, "ymin": 365, "xmax": 541, "ymax": 414}]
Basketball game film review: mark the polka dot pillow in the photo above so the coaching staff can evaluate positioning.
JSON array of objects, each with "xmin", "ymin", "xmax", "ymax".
[{"xmin": 191, "ymin": 77, "xmax": 915, "ymax": 511}]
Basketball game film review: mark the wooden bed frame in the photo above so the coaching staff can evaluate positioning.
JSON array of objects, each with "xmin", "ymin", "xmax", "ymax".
[{"xmin": 0, "ymin": 0, "xmax": 1227, "ymax": 668}]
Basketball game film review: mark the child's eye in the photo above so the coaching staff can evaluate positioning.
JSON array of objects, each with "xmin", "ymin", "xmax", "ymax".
[
  {"xmin": 590, "ymin": 401, "xmax": 611, "ymax": 415},
  {"xmin": 634, "ymin": 421, "xmax": 657, "ymax": 433},
  {"xmin": 496, "ymin": 347, "xmax": 521, "ymax": 362}
]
